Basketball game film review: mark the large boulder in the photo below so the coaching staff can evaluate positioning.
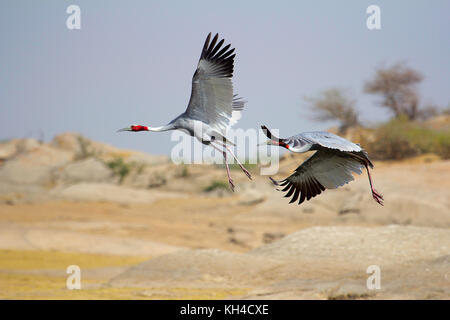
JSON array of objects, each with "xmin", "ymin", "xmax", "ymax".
[
  {"xmin": 249, "ymin": 225, "xmax": 450, "ymax": 268},
  {"xmin": 50, "ymin": 182, "xmax": 184, "ymax": 204},
  {"xmin": 0, "ymin": 144, "xmax": 73, "ymax": 186},
  {"xmin": 50, "ymin": 133, "xmax": 84, "ymax": 154},
  {"xmin": 54, "ymin": 158, "xmax": 114, "ymax": 184},
  {"xmin": 51, "ymin": 132, "xmax": 117, "ymax": 159}
]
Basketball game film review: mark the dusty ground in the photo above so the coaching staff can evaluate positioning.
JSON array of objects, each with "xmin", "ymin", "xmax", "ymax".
[{"xmin": 0, "ymin": 135, "xmax": 449, "ymax": 299}]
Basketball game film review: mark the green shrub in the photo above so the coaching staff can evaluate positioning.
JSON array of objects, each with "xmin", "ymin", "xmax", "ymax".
[
  {"xmin": 228, "ymin": 162, "xmax": 258, "ymax": 171},
  {"xmin": 203, "ymin": 180, "xmax": 228, "ymax": 192},
  {"xmin": 215, "ymin": 159, "xmax": 258, "ymax": 171},
  {"xmin": 106, "ymin": 157, "xmax": 131, "ymax": 184},
  {"xmin": 176, "ymin": 165, "xmax": 189, "ymax": 178}
]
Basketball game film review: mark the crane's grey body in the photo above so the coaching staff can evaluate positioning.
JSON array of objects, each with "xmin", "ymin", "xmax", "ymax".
[
  {"xmin": 261, "ymin": 125, "xmax": 383, "ymax": 205},
  {"xmin": 169, "ymin": 96, "xmax": 244, "ymax": 145}
]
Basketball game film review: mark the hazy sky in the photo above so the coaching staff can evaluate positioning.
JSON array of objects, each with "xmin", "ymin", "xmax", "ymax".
[{"xmin": 1, "ymin": 0, "xmax": 449, "ymax": 155}]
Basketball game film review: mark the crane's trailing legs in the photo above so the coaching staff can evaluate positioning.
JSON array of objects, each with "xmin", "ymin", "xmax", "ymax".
[
  {"xmin": 223, "ymin": 150, "xmax": 235, "ymax": 192},
  {"xmin": 365, "ymin": 164, "xmax": 384, "ymax": 205},
  {"xmin": 214, "ymin": 140, "xmax": 252, "ymax": 180},
  {"xmin": 209, "ymin": 140, "xmax": 252, "ymax": 191},
  {"xmin": 209, "ymin": 142, "xmax": 236, "ymax": 191}
]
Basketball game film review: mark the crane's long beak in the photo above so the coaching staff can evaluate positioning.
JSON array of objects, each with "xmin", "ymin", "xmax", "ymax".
[{"xmin": 117, "ymin": 127, "xmax": 132, "ymax": 132}]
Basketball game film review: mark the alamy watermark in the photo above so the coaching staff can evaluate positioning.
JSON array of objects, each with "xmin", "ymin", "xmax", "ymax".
[
  {"xmin": 66, "ymin": 265, "xmax": 81, "ymax": 290},
  {"xmin": 66, "ymin": 5, "xmax": 81, "ymax": 30},
  {"xmin": 366, "ymin": 5, "xmax": 381, "ymax": 30},
  {"xmin": 366, "ymin": 265, "xmax": 381, "ymax": 290}
]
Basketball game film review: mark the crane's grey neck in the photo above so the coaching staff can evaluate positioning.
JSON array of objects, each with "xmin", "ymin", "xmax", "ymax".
[{"xmin": 147, "ymin": 124, "xmax": 175, "ymax": 132}]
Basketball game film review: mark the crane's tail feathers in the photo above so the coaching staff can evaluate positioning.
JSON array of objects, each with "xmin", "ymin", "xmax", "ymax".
[
  {"xmin": 229, "ymin": 110, "xmax": 242, "ymax": 127},
  {"xmin": 232, "ymin": 95, "xmax": 246, "ymax": 111},
  {"xmin": 228, "ymin": 95, "xmax": 246, "ymax": 128},
  {"xmin": 261, "ymin": 125, "xmax": 281, "ymax": 142}
]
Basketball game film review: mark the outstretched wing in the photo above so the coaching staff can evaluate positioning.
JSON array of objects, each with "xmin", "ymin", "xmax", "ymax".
[
  {"xmin": 184, "ymin": 33, "xmax": 244, "ymax": 133},
  {"xmin": 292, "ymin": 132, "xmax": 374, "ymax": 168},
  {"xmin": 271, "ymin": 150, "xmax": 364, "ymax": 205}
]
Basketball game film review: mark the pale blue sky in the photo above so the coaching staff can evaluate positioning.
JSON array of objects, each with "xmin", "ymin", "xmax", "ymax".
[{"xmin": 1, "ymin": 0, "xmax": 449, "ymax": 155}]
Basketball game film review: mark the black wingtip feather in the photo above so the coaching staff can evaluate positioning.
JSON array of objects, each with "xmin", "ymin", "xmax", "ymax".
[
  {"xmin": 207, "ymin": 39, "xmax": 224, "ymax": 59},
  {"xmin": 280, "ymin": 180, "xmax": 289, "ymax": 187},
  {"xmin": 304, "ymin": 179, "xmax": 312, "ymax": 201},
  {"xmin": 201, "ymin": 33, "xmax": 212, "ymax": 59},
  {"xmin": 276, "ymin": 174, "xmax": 328, "ymax": 205},
  {"xmin": 285, "ymin": 184, "xmax": 296, "ymax": 197},
  {"xmin": 199, "ymin": 33, "xmax": 235, "ymax": 78},
  {"xmin": 214, "ymin": 44, "xmax": 231, "ymax": 60},
  {"xmin": 207, "ymin": 34, "xmax": 219, "ymax": 55},
  {"xmin": 299, "ymin": 189, "xmax": 306, "ymax": 204},
  {"xmin": 289, "ymin": 188, "xmax": 300, "ymax": 204}
]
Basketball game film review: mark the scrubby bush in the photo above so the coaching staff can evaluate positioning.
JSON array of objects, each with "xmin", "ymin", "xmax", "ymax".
[
  {"xmin": 213, "ymin": 157, "xmax": 258, "ymax": 171},
  {"xmin": 203, "ymin": 180, "xmax": 228, "ymax": 192},
  {"xmin": 106, "ymin": 157, "xmax": 131, "ymax": 184},
  {"xmin": 365, "ymin": 117, "xmax": 450, "ymax": 160},
  {"xmin": 75, "ymin": 135, "xmax": 96, "ymax": 160},
  {"xmin": 228, "ymin": 161, "xmax": 258, "ymax": 172},
  {"xmin": 176, "ymin": 165, "xmax": 189, "ymax": 178}
]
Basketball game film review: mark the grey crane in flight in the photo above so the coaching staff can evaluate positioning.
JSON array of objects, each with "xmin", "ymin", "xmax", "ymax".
[
  {"xmin": 260, "ymin": 125, "xmax": 384, "ymax": 205},
  {"xmin": 118, "ymin": 33, "xmax": 251, "ymax": 191}
]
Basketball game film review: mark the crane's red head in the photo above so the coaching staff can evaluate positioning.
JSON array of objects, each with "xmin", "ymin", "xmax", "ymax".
[
  {"xmin": 117, "ymin": 125, "xmax": 149, "ymax": 132},
  {"xmin": 279, "ymin": 141, "xmax": 290, "ymax": 149}
]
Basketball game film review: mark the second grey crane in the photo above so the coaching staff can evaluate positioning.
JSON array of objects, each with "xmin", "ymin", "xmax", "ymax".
[{"xmin": 260, "ymin": 125, "xmax": 384, "ymax": 206}]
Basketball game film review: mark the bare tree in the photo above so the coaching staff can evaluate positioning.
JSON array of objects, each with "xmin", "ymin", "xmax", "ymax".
[
  {"xmin": 304, "ymin": 88, "xmax": 360, "ymax": 134},
  {"xmin": 364, "ymin": 63, "xmax": 425, "ymax": 120}
]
